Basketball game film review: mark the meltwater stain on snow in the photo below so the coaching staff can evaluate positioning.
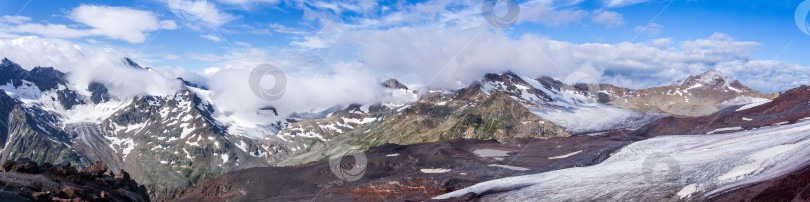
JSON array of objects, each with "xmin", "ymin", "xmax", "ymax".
[
  {"xmin": 489, "ymin": 164, "xmax": 530, "ymax": 171},
  {"xmin": 474, "ymin": 149, "xmax": 511, "ymax": 161},
  {"xmin": 421, "ymin": 168, "xmax": 451, "ymax": 174},
  {"xmin": 548, "ymin": 150, "xmax": 582, "ymax": 160}
]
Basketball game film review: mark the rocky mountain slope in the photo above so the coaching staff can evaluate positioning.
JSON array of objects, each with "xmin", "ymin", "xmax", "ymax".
[
  {"xmin": 173, "ymin": 82, "xmax": 810, "ymax": 201},
  {"xmin": 625, "ymin": 85, "xmax": 810, "ymax": 139},
  {"xmin": 585, "ymin": 70, "xmax": 777, "ymax": 117},
  {"xmin": 482, "ymin": 72, "xmax": 663, "ymax": 133},
  {"xmin": 0, "ymin": 58, "xmax": 286, "ymax": 198},
  {"xmin": 435, "ymin": 85, "xmax": 810, "ymax": 201},
  {"xmin": 171, "ymin": 134, "xmax": 630, "ymax": 201},
  {"xmin": 0, "ymin": 158, "xmax": 149, "ymax": 201},
  {"xmin": 0, "ymin": 58, "xmax": 574, "ymax": 199},
  {"xmin": 1, "ymin": 56, "xmax": 794, "ymax": 201},
  {"xmin": 269, "ymin": 78, "xmax": 570, "ymax": 166}
]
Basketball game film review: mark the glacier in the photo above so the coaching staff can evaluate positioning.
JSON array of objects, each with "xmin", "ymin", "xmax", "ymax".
[{"xmin": 435, "ymin": 119, "xmax": 810, "ymax": 201}]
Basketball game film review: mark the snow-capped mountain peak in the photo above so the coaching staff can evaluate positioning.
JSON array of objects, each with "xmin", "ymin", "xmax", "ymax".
[{"xmin": 673, "ymin": 70, "xmax": 739, "ymax": 90}]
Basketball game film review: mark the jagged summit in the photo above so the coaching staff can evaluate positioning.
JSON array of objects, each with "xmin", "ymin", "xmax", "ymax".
[
  {"xmin": 123, "ymin": 58, "xmax": 144, "ymax": 70},
  {"xmin": 483, "ymin": 71, "xmax": 523, "ymax": 84},
  {"xmin": 383, "ymin": 78, "xmax": 408, "ymax": 90},
  {"xmin": 177, "ymin": 77, "xmax": 209, "ymax": 90},
  {"xmin": 123, "ymin": 57, "xmax": 154, "ymax": 71},
  {"xmin": 0, "ymin": 58, "xmax": 22, "ymax": 70}
]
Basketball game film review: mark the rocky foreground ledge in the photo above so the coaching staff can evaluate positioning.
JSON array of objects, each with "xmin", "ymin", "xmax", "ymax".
[{"xmin": 0, "ymin": 158, "xmax": 150, "ymax": 201}]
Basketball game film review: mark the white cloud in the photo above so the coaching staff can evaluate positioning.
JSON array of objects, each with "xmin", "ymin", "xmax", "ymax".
[
  {"xmin": 0, "ymin": 36, "xmax": 183, "ymax": 97},
  {"xmin": 323, "ymin": 23, "xmax": 798, "ymax": 92},
  {"xmin": 1, "ymin": 16, "xmax": 31, "ymax": 24},
  {"xmin": 519, "ymin": 6, "xmax": 589, "ymax": 26},
  {"xmin": 234, "ymin": 41, "xmax": 252, "ymax": 47},
  {"xmin": 269, "ymin": 23, "xmax": 307, "ymax": 35},
  {"xmin": 8, "ymin": 24, "xmax": 94, "ymax": 39},
  {"xmin": 200, "ymin": 34, "xmax": 222, "ymax": 42},
  {"xmin": 5, "ymin": 5, "xmax": 178, "ymax": 43},
  {"xmin": 679, "ymin": 32, "xmax": 761, "ymax": 59},
  {"xmin": 199, "ymin": 47, "xmax": 384, "ymax": 117},
  {"xmin": 288, "ymin": 0, "xmax": 593, "ymax": 49},
  {"xmin": 604, "ymin": 0, "xmax": 651, "ymax": 8},
  {"xmin": 170, "ymin": 0, "xmax": 238, "ymax": 27},
  {"xmin": 69, "ymin": 5, "xmax": 178, "ymax": 42},
  {"xmin": 635, "ymin": 22, "xmax": 663, "ymax": 36},
  {"xmin": 650, "ymin": 38, "xmax": 671, "ymax": 48},
  {"xmin": 591, "ymin": 9, "xmax": 625, "ymax": 28},
  {"xmin": 217, "ymin": 0, "xmax": 279, "ymax": 5},
  {"xmin": 290, "ymin": 36, "xmax": 329, "ymax": 49}
]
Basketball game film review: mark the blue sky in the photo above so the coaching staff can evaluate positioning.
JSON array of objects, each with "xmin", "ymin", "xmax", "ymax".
[{"xmin": 0, "ymin": 0, "xmax": 809, "ymax": 93}]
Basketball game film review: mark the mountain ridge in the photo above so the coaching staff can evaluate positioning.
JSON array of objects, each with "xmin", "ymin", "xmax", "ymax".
[{"xmin": 0, "ymin": 57, "xmax": 791, "ymax": 200}]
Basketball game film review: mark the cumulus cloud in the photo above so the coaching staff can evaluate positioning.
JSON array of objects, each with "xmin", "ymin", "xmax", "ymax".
[
  {"xmin": 170, "ymin": 0, "xmax": 238, "ymax": 27},
  {"xmin": 650, "ymin": 38, "xmax": 672, "ymax": 48},
  {"xmin": 591, "ymin": 9, "xmax": 625, "ymax": 28},
  {"xmin": 1, "ymin": 16, "xmax": 31, "ymax": 24},
  {"xmin": 316, "ymin": 23, "xmax": 800, "ymax": 93},
  {"xmin": 201, "ymin": 48, "xmax": 385, "ymax": 119},
  {"xmin": 69, "ymin": 5, "xmax": 178, "ymax": 42},
  {"xmin": 218, "ymin": 0, "xmax": 806, "ymax": 95},
  {"xmin": 0, "ymin": 36, "xmax": 183, "ymax": 97},
  {"xmin": 5, "ymin": 5, "xmax": 178, "ymax": 43},
  {"xmin": 288, "ymin": 0, "xmax": 595, "ymax": 50}
]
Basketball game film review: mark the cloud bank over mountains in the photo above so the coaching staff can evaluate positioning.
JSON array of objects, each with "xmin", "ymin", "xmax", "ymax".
[{"xmin": 0, "ymin": 0, "xmax": 808, "ymax": 112}]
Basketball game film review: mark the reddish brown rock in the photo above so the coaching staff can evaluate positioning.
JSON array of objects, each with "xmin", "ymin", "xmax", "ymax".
[{"xmin": 1, "ymin": 158, "xmax": 41, "ymax": 173}]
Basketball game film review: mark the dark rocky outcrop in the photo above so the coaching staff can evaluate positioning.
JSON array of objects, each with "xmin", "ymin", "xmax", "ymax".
[
  {"xmin": 0, "ymin": 158, "xmax": 150, "ymax": 201},
  {"xmin": 171, "ymin": 135, "xmax": 629, "ymax": 201},
  {"xmin": 88, "ymin": 82, "xmax": 111, "ymax": 104},
  {"xmin": 383, "ymin": 78, "xmax": 409, "ymax": 90}
]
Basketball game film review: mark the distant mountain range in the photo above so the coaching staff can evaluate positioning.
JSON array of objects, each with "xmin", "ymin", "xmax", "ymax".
[{"xmin": 0, "ymin": 57, "xmax": 803, "ymax": 201}]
